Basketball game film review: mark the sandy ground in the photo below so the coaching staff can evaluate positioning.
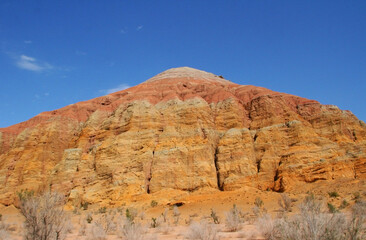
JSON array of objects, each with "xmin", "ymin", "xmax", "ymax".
[{"xmin": 1, "ymin": 179, "xmax": 365, "ymax": 239}]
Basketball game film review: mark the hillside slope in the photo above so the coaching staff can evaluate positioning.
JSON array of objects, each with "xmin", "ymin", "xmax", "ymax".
[{"xmin": 0, "ymin": 67, "xmax": 365, "ymax": 206}]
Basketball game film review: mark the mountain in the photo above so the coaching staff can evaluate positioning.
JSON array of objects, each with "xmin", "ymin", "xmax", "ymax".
[{"xmin": 0, "ymin": 67, "xmax": 365, "ymax": 206}]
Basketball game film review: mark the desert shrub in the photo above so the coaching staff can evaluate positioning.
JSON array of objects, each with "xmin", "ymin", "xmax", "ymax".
[
  {"xmin": 150, "ymin": 215, "xmax": 163, "ymax": 228},
  {"xmin": 225, "ymin": 204, "xmax": 241, "ymax": 232},
  {"xmin": 173, "ymin": 206, "xmax": 180, "ymax": 225},
  {"xmin": 278, "ymin": 193, "xmax": 292, "ymax": 212},
  {"xmin": 345, "ymin": 200, "xmax": 366, "ymax": 240},
  {"xmin": 0, "ymin": 217, "xmax": 9, "ymax": 240},
  {"xmin": 87, "ymin": 222, "xmax": 106, "ymax": 240},
  {"xmin": 328, "ymin": 191, "xmax": 340, "ymax": 198},
  {"xmin": 150, "ymin": 200, "xmax": 158, "ymax": 207},
  {"xmin": 78, "ymin": 219, "xmax": 86, "ymax": 236},
  {"xmin": 87, "ymin": 213, "xmax": 93, "ymax": 223},
  {"xmin": 257, "ymin": 195, "xmax": 349, "ymax": 240},
  {"xmin": 17, "ymin": 189, "xmax": 34, "ymax": 202},
  {"xmin": 256, "ymin": 214, "xmax": 277, "ymax": 240},
  {"xmin": 186, "ymin": 220, "xmax": 218, "ymax": 240},
  {"xmin": 353, "ymin": 192, "xmax": 362, "ymax": 203},
  {"xmin": 97, "ymin": 212, "xmax": 116, "ymax": 234},
  {"xmin": 340, "ymin": 199, "xmax": 349, "ymax": 209},
  {"xmin": 98, "ymin": 207, "xmax": 107, "ymax": 214},
  {"xmin": 126, "ymin": 208, "xmax": 137, "ymax": 223},
  {"xmin": 19, "ymin": 191, "xmax": 69, "ymax": 240},
  {"xmin": 117, "ymin": 219, "xmax": 145, "ymax": 240},
  {"xmin": 80, "ymin": 201, "xmax": 89, "ymax": 210},
  {"xmin": 255, "ymin": 197, "xmax": 264, "ymax": 208},
  {"xmin": 210, "ymin": 208, "xmax": 219, "ymax": 224},
  {"xmin": 328, "ymin": 203, "xmax": 338, "ymax": 213},
  {"xmin": 161, "ymin": 208, "xmax": 168, "ymax": 222}
]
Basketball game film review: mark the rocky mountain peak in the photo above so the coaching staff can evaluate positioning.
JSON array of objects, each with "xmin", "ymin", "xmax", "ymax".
[
  {"xmin": 0, "ymin": 68, "xmax": 365, "ymax": 206},
  {"xmin": 144, "ymin": 66, "xmax": 233, "ymax": 84}
]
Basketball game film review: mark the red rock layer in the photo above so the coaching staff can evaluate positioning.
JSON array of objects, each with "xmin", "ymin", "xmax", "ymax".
[{"xmin": 0, "ymin": 67, "xmax": 365, "ymax": 205}]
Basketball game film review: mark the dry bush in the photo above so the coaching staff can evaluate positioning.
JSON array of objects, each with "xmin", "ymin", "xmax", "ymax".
[
  {"xmin": 278, "ymin": 193, "xmax": 292, "ymax": 213},
  {"xmin": 162, "ymin": 208, "xmax": 169, "ymax": 223},
  {"xmin": 345, "ymin": 200, "xmax": 366, "ymax": 240},
  {"xmin": 225, "ymin": 204, "xmax": 241, "ymax": 232},
  {"xmin": 87, "ymin": 222, "xmax": 106, "ymax": 240},
  {"xmin": 256, "ymin": 194, "xmax": 359, "ymax": 240},
  {"xmin": 117, "ymin": 218, "xmax": 146, "ymax": 240},
  {"xmin": 96, "ymin": 212, "xmax": 116, "ymax": 234},
  {"xmin": 173, "ymin": 206, "xmax": 181, "ymax": 225},
  {"xmin": 186, "ymin": 220, "xmax": 218, "ymax": 240},
  {"xmin": 256, "ymin": 214, "xmax": 277, "ymax": 240},
  {"xmin": 19, "ymin": 191, "xmax": 69, "ymax": 240},
  {"xmin": 210, "ymin": 208, "xmax": 219, "ymax": 224},
  {"xmin": 0, "ymin": 218, "xmax": 9, "ymax": 240},
  {"xmin": 78, "ymin": 217, "xmax": 87, "ymax": 236}
]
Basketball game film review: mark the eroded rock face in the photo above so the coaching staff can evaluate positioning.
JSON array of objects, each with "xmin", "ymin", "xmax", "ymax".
[{"xmin": 0, "ymin": 67, "xmax": 365, "ymax": 205}]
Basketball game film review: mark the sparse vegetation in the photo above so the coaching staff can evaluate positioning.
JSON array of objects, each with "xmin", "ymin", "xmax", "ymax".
[
  {"xmin": 210, "ymin": 208, "xmax": 219, "ymax": 224},
  {"xmin": 254, "ymin": 197, "xmax": 264, "ymax": 208},
  {"xmin": 0, "ymin": 216, "xmax": 10, "ymax": 240},
  {"xmin": 80, "ymin": 201, "xmax": 89, "ymax": 210},
  {"xmin": 346, "ymin": 200, "xmax": 366, "ymax": 240},
  {"xmin": 187, "ymin": 220, "xmax": 218, "ymax": 240},
  {"xmin": 278, "ymin": 193, "xmax": 292, "ymax": 212},
  {"xmin": 117, "ymin": 218, "xmax": 145, "ymax": 240},
  {"xmin": 98, "ymin": 206, "xmax": 107, "ymax": 214},
  {"xmin": 225, "ymin": 204, "xmax": 241, "ymax": 232},
  {"xmin": 173, "ymin": 206, "xmax": 181, "ymax": 225},
  {"xmin": 87, "ymin": 213, "xmax": 93, "ymax": 223},
  {"xmin": 328, "ymin": 202, "xmax": 338, "ymax": 213},
  {"xmin": 87, "ymin": 222, "xmax": 107, "ymax": 240},
  {"xmin": 328, "ymin": 191, "xmax": 340, "ymax": 198},
  {"xmin": 150, "ymin": 200, "xmax": 158, "ymax": 207},
  {"xmin": 353, "ymin": 192, "xmax": 361, "ymax": 202},
  {"xmin": 257, "ymin": 194, "xmax": 366, "ymax": 240},
  {"xmin": 18, "ymin": 191, "xmax": 70, "ymax": 240},
  {"xmin": 125, "ymin": 208, "xmax": 137, "ymax": 223},
  {"xmin": 340, "ymin": 199, "xmax": 349, "ymax": 209}
]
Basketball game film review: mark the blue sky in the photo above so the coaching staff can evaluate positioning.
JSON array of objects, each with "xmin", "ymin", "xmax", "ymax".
[{"xmin": 0, "ymin": 1, "xmax": 365, "ymax": 128}]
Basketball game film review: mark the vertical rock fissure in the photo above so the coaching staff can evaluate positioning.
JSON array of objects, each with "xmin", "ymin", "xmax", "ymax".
[
  {"xmin": 256, "ymin": 159, "xmax": 261, "ymax": 173},
  {"xmin": 146, "ymin": 150, "xmax": 154, "ymax": 194},
  {"xmin": 214, "ymin": 146, "xmax": 223, "ymax": 191},
  {"xmin": 146, "ymin": 131, "xmax": 160, "ymax": 194}
]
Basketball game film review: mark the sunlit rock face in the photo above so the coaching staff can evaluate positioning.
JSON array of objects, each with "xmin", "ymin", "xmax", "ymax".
[{"xmin": 1, "ymin": 67, "xmax": 365, "ymax": 205}]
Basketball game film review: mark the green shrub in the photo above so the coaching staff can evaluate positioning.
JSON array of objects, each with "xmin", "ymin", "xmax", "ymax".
[
  {"xmin": 16, "ymin": 189, "xmax": 34, "ymax": 202},
  {"xmin": 210, "ymin": 208, "xmax": 219, "ymax": 224},
  {"xmin": 98, "ymin": 206, "xmax": 107, "ymax": 214},
  {"xmin": 126, "ymin": 208, "xmax": 137, "ymax": 223},
  {"xmin": 327, "ymin": 203, "xmax": 338, "ymax": 213},
  {"xmin": 339, "ymin": 199, "xmax": 349, "ymax": 209},
  {"xmin": 150, "ymin": 200, "xmax": 158, "ymax": 207},
  {"xmin": 80, "ymin": 202, "xmax": 89, "ymax": 210},
  {"xmin": 86, "ymin": 213, "xmax": 93, "ymax": 224},
  {"xmin": 328, "ymin": 191, "xmax": 339, "ymax": 198},
  {"xmin": 254, "ymin": 197, "xmax": 264, "ymax": 208}
]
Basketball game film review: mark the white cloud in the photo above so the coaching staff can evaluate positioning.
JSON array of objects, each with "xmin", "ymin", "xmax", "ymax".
[
  {"xmin": 24, "ymin": 40, "xmax": 32, "ymax": 44},
  {"xmin": 100, "ymin": 84, "xmax": 131, "ymax": 94},
  {"xmin": 136, "ymin": 25, "xmax": 143, "ymax": 31},
  {"xmin": 16, "ymin": 55, "xmax": 53, "ymax": 72},
  {"xmin": 120, "ymin": 29, "xmax": 126, "ymax": 34}
]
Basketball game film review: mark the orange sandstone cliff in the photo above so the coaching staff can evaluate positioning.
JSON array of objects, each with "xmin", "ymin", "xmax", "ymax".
[{"xmin": 0, "ymin": 67, "xmax": 365, "ymax": 206}]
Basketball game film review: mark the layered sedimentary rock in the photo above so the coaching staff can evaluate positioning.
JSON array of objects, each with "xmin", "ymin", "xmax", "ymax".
[{"xmin": 0, "ymin": 67, "xmax": 365, "ymax": 205}]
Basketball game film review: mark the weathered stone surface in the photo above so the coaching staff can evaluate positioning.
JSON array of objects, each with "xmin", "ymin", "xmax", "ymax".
[{"xmin": 0, "ymin": 67, "xmax": 365, "ymax": 205}]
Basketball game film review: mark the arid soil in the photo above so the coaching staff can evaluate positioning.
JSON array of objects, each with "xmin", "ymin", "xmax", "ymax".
[{"xmin": 1, "ymin": 181, "xmax": 365, "ymax": 239}]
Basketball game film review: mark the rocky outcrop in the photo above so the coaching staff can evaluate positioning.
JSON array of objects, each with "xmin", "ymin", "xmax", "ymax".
[{"xmin": 0, "ymin": 67, "xmax": 365, "ymax": 205}]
